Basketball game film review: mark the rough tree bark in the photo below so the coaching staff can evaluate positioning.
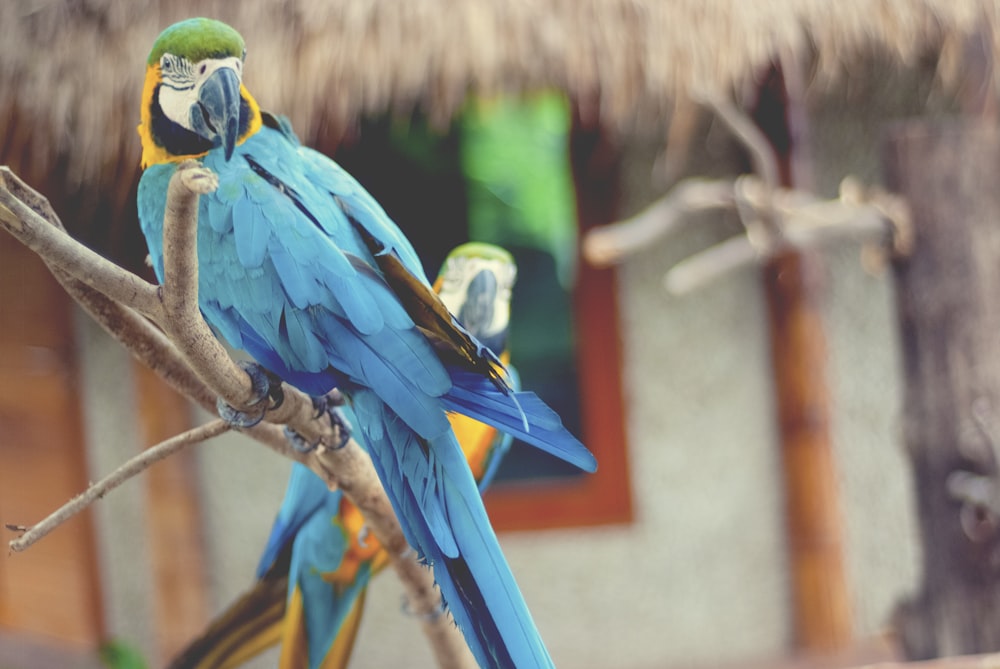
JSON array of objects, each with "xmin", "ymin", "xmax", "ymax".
[{"xmin": 885, "ymin": 120, "xmax": 1000, "ymax": 660}]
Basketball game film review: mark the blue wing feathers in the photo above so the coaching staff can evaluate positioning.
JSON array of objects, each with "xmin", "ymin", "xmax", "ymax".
[
  {"xmin": 267, "ymin": 242, "xmax": 324, "ymax": 309},
  {"xmin": 476, "ymin": 368, "xmax": 520, "ymax": 491},
  {"xmin": 281, "ymin": 308, "xmax": 330, "ymax": 372},
  {"xmin": 386, "ymin": 412, "xmax": 460, "ymax": 558},
  {"xmin": 445, "ymin": 371, "xmax": 598, "ymax": 474},
  {"xmin": 231, "ymin": 198, "xmax": 270, "ymax": 267}
]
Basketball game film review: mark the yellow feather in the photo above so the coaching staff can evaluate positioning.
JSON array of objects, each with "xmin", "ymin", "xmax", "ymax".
[
  {"xmin": 319, "ymin": 592, "xmax": 368, "ymax": 669},
  {"xmin": 279, "ymin": 587, "xmax": 311, "ymax": 669}
]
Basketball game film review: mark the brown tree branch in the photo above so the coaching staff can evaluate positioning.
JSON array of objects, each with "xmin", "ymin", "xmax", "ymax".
[
  {"xmin": 582, "ymin": 173, "xmax": 910, "ymax": 296},
  {"xmin": 582, "ymin": 178, "xmax": 733, "ymax": 267},
  {"xmin": 664, "ymin": 178, "xmax": 903, "ymax": 295},
  {"xmin": 0, "ymin": 164, "xmax": 469, "ymax": 667}
]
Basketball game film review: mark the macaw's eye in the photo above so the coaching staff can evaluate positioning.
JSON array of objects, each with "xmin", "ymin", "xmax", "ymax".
[
  {"xmin": 160, "ymin": 54, "xmax": 171, "ymax": 71},
  {"xmin": 199, "ymin": 63, "xmax": 207, "ymax": 75}
]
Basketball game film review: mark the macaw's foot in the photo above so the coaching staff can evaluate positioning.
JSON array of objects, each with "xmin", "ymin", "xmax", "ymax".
[
  {"xmin": 283, "ymin": 391, "xmax": 352, "ymax": 453},
  {"xmin": 401, "ymin": 593, "xmax": 447, "ymax": 622},
  {"xmin": 215, "ymin": 361, "xmax": 284, "ymax": 428}
]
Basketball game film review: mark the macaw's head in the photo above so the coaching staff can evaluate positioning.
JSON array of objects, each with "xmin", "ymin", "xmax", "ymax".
[
  {"xmin": 138, "ymin": 18, "xmax": 262, "ymax": 168},
  {"xmin": 434, "ymin": 242, "xmax": 517, "ymax": 355}
]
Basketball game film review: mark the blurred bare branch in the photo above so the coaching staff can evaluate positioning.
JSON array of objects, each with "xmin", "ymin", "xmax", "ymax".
[
  {"xmin": 583, "ymin": 173, "xmax": 910, "ymax": 296},
  {"xmin": 583, "ymin": 178, "xmax": 733, "ymax": 267}
]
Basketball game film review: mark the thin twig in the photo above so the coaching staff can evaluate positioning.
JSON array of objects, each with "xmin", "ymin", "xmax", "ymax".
[
  {"xmin": 699, "ymin": 91, "xmax": 780, "ymax": 197},
  {"xmin": 699, "ymin": 90, "xmax": 785, "ymax": 248},
  {"xmin": 652, "ymin": 95, "xmax": 702, "ymax": 188},
  {"xmin": 664, "ymin": 234, "xmax": 761, "ymax": 294},
  {"xmin": 8, "ymin": 420, "xmax": 231, "ymax": 552}
]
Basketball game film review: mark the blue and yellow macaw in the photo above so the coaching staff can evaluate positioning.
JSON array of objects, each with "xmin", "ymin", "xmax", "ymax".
[
  {"xmin": 137, "ymin": 19, "xmax": 595, "ymax": 669},
  {"xmin": 169, "ymin": 243, "xmax": 521, "ymax": 669}
]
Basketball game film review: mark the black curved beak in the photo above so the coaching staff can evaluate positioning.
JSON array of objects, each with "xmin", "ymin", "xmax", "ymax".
[
  {"xmin": 458, "ymin": 269, "xmax": 498, "ymax": 338},
  {"xmin": 192, "ymin": 66, "xmax": 241, "ymax": 161}
]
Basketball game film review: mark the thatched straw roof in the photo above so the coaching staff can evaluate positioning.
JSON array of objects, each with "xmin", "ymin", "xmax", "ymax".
[{"xmin": 0, "ymin": 1, "xmax": 995, "ymax": 198}]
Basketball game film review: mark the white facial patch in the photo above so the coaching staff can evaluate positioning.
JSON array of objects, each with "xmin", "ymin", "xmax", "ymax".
[
  {"xmin": 157, "ymin": 54, "xmax": 243, "ymax": 131},
  {"xmin": 438, "ymin": 256, "xmax": 516, "ymax": 337}
]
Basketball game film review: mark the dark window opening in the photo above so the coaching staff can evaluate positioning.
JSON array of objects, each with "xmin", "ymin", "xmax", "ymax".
[{"xmin": 331, "ymin": 95, "xmax": 632, "ymax": 529}]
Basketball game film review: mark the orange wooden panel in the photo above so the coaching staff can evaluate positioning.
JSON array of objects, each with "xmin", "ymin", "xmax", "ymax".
[
  {"xmin": 132, "ymin": 361, "xmax": 210, "ymax": 662},
  {"xmin": 0, "ymin": 235, "xmax": 105, "ymax": 647}
]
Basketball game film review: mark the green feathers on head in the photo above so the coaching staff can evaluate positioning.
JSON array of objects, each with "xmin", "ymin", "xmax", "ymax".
[
  {"xmin": 147, "ymin": 18, "xmax": 245, "ymax": 65},
  {"xmin": 445, "ymin": 242, "xmax": 514, "ymax": 265}
]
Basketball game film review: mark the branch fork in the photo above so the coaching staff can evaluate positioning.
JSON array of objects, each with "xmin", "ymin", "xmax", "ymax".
[{"xmin": 582, "ymin": 92, "xmax": 912, "ymax": 296}]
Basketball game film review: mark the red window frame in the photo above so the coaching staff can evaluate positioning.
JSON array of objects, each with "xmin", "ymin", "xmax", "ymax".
[{"xmin": 487, "ymin": 112, "xmax": 633, "ymax": 531}]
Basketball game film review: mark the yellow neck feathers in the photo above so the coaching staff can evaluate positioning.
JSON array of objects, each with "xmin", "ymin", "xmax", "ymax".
[{"xmin": 137, "ymin": 64, "xmax": 263, "ymax": 168}]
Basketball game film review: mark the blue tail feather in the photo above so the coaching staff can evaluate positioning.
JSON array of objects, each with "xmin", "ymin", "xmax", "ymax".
[
  {"xmin": 444, "ymin": 370, "xmax": 598, "ymax": 474},
  {"xmin": 355, "ymin": 390, "xmax": 555, "ymax": 669}
]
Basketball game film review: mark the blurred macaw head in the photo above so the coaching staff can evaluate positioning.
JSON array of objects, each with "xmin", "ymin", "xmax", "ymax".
[{"xmin": 434, "ymin": 242, "xmax": 517, "ymax": 355}]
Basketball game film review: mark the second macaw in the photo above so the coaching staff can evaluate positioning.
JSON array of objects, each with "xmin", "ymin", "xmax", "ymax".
[
  {"xmin": 137, "ymin": 18, "xmax": 596, "ymax": 669},
  {"xmin": 169, "ymin": 243, "xmax": 520, "ymax": 669}
]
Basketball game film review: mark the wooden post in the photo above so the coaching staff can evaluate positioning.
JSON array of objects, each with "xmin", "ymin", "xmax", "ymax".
[
  {"xmin": 753, "ymin": 65, "xmax": 854, "ymax": 651},
  {"xmin": 884, "ymin": 120, "xmax": 1000, "ymax": 660},
  {"xmin": 764, "ymin": 248, "xmax": 854, "ymax": 651}
]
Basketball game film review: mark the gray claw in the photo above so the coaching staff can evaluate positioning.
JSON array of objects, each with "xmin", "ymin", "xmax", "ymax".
[
  {"xmin": 327, "ymin": 405, "xmax": 352, "ymax": 449},
  {"xmin": 283, "ymin": 425, "xmax": 317, "ymax": 453},
  {"xmin": 216, "ymin": 361, "xmax": 282, "ymax": 428},
  {"xmin": 284, "ymin": 392, "xmax": 352, "ymax": 452},
  {"xmin": 217, "ymin": 397, "xmax": 267, "ymax": 428}
]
